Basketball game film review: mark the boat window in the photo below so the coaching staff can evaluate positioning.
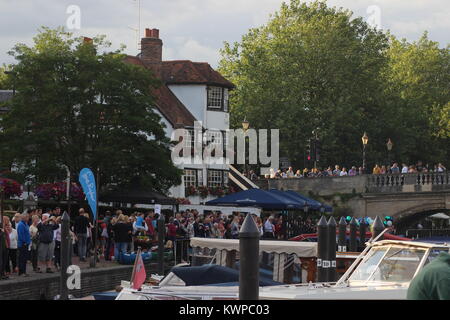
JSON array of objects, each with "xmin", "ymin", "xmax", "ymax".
[
  {"xmin": 424, "ymin": 249, "xmax": 449, "ymax": 265},
  {"xmin": 260, "ymin": 252, "xmax": 304, "ymax": 284},
  {"xmin": 348, "ymin": 247, "xmax": 388, "ymax": 282},
  {"xmin": 158, "ymin": 272, "xmax": 186, "ymax": 287},
  {"xmin": 367, "ymin": 247, "xmax": 426, "ymax": 283}
]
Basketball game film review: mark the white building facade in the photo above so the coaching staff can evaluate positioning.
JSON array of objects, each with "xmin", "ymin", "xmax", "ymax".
[{"xmin": 126, "ymin": 28, "xmax": 234, "ymax": 204}]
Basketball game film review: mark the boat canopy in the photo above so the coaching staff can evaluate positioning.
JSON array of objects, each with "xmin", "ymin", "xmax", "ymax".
[
  {"xmin": 190, "ymin": 237, "xmax": 317, "ymax": 257},
  {"xmin": 171, "ymin": 265, "xmax": 282, "ymax": 287}
]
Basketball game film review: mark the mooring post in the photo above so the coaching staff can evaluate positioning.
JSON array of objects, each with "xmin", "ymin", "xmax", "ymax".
[
  {"xmin": 317, "ymin": 216, "xmax": 328, "ymax": 282},
  {"xmin": 372, "ymin": 216, "xmax": 385, "ymax": 241},
  {"xmin": 239, "ymin": 213, "xmax": 260, "ymax": 300},
  {"xmin": 338, "ymin": 217, "xmax": 347, "ymax": 253},
  {"xmin": 157, "ymin": 214, "xmax": 165, "ymax": 275},
  {"xmin": 60, "ymin": 212, "xmax": 70, "ymax": 300},
  {"xmin": 359, "ymin": 219, "xmax": 367, "ymax": 251},
  {"xmin": 327, "ymin": 217, "xmax": 337, "ymax": 282},
  {"xmin": 349, "ymin": 217, "xmax": 358, "ymax": 252}
]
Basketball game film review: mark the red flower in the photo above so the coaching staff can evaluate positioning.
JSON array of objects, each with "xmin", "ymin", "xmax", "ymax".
[
  {"xmin": 0, "ymin": 178, "xmax": 22, "ymax": 198},
  {"xmin": 35, "ymin": 182, "xmax": 85, "ymax": 201}
]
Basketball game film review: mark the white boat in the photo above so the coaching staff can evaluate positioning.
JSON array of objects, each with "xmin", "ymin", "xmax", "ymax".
[{"xmin": 115, "ymin": 238, "xmax": 449, "ymax": 300}]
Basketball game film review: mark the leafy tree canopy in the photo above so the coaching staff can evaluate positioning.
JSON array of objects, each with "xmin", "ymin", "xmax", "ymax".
[
  {"xmin": 0, "ymin": 27, "xmax": 182, "ymax": 194},
  {"xmin": 0, "ymin": 64, "xmax": 14, "ymax": 90},
  {"xmin": 219, "ymin": 0, "xmax": 449, "ymax": 171}
]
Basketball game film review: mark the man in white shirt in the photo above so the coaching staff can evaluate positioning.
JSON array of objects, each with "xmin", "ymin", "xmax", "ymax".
[
  {"xmin": 263, "ymin": 217, "xmax": 275, "ymax": 239},
  {"xmin": 401, "ymin": 164, "xmax": 409, "ymax": 174},
  {"xmin": 286, "ymin": 167, "xmax": 294, "ymax": 178}
]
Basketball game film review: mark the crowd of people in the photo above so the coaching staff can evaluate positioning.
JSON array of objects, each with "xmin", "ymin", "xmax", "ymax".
[
  {"xmin": 0, "ymin": 206, "xmax": 314, "ymax": 279},
  {"xmin": 0, "ymin": 207, "xmax": 86, "ymax": 279},
  {"xmin": 257, "ymin": 161, "xmax": 447, "ymax": 179}
]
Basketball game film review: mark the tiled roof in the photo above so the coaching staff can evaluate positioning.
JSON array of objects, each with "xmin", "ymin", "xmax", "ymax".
[
  {"xmin": 152, "ymin": 85, "xmax": 196, "ymax": 127},
  {"xmin": 124, "ymin": 55, "xmax": 197, "ymax": 127},
  {"xmin": 161, "ymin": 60, "xmax": 234, "ymax": 89}
]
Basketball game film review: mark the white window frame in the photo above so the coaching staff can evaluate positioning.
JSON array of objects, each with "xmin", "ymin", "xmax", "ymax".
[
  {"xmin": 207, "ymin": 86, "xmax": 224, "ymax": 110},
  {"xmin": 184, "ymin": 169, "xmax": 198, "ymax": 188},
  {"xmin": 207, "ymin": 169, "xmax": 225, "ymax": 187}
]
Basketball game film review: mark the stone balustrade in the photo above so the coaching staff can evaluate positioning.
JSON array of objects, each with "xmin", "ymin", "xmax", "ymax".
[
  {"xmin": 255, "ymin": 172, "xmax": 450, "ymax": 195},
  {"xmin": 366, "ymin": 172, "xmax": 450, "ymax": 193}
]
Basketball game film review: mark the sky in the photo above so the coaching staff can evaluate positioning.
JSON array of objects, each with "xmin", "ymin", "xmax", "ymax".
[{"xmin": 0, "ymin": 0, "xmax": 449, "ymax": 68}]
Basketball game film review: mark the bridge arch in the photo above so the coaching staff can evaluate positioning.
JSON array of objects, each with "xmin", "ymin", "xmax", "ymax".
[{"xmin": 392, "ymin": 203, "xmax": 450, "ymax": 234}]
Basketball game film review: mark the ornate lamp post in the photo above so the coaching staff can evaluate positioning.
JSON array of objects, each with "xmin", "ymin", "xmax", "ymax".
[
  {"xmin": 361, "ymin": 132, "xmax": 369, "ymax": 174},
  {"xmin": 386, "ymin": 138, "xmax": 393, "ymax": 165},
  {"xmin": 242, "ymin": 118, "xmax": 250, "ymax": 176}
]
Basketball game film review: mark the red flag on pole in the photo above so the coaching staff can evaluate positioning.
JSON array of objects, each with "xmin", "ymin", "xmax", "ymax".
[{"xmin": 131, "ymin": 250, "xmax": 147, "ymax": 290}]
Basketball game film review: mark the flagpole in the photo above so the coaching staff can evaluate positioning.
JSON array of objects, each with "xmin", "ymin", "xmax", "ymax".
[{"xmin": 94, "ymin": 167, "xmax": 100, "ymax": 268}]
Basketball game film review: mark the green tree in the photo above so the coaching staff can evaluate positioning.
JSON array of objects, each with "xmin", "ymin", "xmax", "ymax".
[
  {"xmin": 0, "ymin": 27, "xmax": 181, "ymax": 193},
  {"xmin": 381, "ymin": 33, "xmax": 450, "ymax": 164},
  {"xmin": 219, "ymin": 0, "xmax": 391, "ymax": 170},
  {"xmin": 0, "ymin": 64, "xmax": 11, "ymax": 90}
]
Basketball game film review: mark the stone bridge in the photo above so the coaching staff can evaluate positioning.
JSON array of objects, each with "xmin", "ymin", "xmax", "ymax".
[{"xmin": 255, "ymin": 173, "xmax": 450, "ymax": 228}]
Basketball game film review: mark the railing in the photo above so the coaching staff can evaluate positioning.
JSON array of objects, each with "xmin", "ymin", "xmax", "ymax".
[
  {"xmin": 406, "ymin": 229, "xmax": 450, "ymax": 239},
  {"xmin": 367, "ymin": 172, "xmax": 450, "ymax": 190}
]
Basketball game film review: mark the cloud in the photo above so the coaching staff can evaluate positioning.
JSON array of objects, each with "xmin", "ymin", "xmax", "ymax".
[
  {"xmin": 170, "ymin": 38, "xmax": 220, "ymax": 63},
  {"xmin": 0, "ymin": 0, "xmax": 448, "ymax": 67}
]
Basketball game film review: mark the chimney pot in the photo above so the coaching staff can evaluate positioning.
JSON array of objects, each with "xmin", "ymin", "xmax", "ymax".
[{"xmin": 141, "ymin": 27, "xmax": 163, "ymax": 75}]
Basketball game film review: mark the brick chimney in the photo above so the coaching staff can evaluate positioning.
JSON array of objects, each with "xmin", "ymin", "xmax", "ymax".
[{"xmin": 141, "ymin": 28, "xmax": 162, "ymax": 75}]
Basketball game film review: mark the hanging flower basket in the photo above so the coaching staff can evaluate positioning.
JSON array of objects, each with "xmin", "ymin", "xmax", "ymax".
[
  {"xmin": 35, "ymin": 182, "xmax": 85, "ymax": 201},
  {"xmin": 226, "ymin": 186, "xmax": 237, "ymax": 195},
  {"xmin": 176, "ymin": 198, "xmax": 191, "ymax": 205},
  {"xmin": 210, "ymin": 186, "xmax": 226, "ymax": 197},
  {"xmin": 0, "ymin": 178, "xmax": 23, "ymax": 198},
  {"xmin": 185, "ymin": 185, "xmax": 198, "ymax": 197},
  {"xmin": 197, "ymin": 186, "xmax": 209, "ymax": 199}
]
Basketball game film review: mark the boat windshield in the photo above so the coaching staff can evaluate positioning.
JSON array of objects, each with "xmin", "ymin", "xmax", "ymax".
[{"xmin": 348, "ymin": 246, "xmax": 427, "ymax": 284}]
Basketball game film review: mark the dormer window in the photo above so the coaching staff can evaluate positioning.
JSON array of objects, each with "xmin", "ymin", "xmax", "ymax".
[{"xmin": 207, "ymin": 86, "xmax": 228, "ymax": 112}]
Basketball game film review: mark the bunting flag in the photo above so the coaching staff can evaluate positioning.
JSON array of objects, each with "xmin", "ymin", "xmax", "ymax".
[{"xmin": 131, "ymin": 249, "xmax": 147, "ymax": 290}]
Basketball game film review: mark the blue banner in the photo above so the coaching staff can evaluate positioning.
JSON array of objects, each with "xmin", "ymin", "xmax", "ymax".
[{"xmin": 79, "ymin": 168, "xmax": 97, "ymax": 221}]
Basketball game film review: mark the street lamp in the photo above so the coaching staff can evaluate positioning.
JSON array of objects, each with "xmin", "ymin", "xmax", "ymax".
[
  {"xmin": 386, "ymin": 138, "xmax": 393, "ymax": 165},
  {"xmin": 242, "ymin": 118, "xmax": 249, "ymax": 176},
  {"xmin": 242, "ymin": 118, "xmax": 249, "ymax": 132},
  {"xmin": 361, "ymin": 132, "xmax": 368, "ymax": 174}
]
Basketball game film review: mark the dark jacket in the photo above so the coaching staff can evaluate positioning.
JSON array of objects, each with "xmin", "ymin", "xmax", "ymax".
[
  {"xmin": 74, "ymin": 215, "xmax": 90, "ymax": 234},
  {"xmin": 37, "ymin": 223, "xmax": 58, "ymax": 244},
  {"xmin": 407, "ymin": 252, "xmax": 450, "ymax": 300},
  {"xmin": 112, "ymin": 222, "xmax": 132, "ymax": 243}
]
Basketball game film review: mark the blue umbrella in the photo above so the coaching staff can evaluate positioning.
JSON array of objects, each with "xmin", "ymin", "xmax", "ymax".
[
  {"xmin": 268, "ymin": 189, "xmax": 307, "ymax": 209},
  {"xmin": 284, "ymin": 190, "xmax": 333, "ymax": 212},
  {"xmin": 206, "ymin": 188, "xmax": 303, "ymax": 210}
]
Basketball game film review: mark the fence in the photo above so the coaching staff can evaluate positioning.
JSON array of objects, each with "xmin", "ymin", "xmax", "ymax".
[
  {"xmin": 367, "ymin": 172, "xmax": 450, "ymax": 192},
  {"xmin": 406, "ymin": 229, "xmax": 450, "ymax": 239}
]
